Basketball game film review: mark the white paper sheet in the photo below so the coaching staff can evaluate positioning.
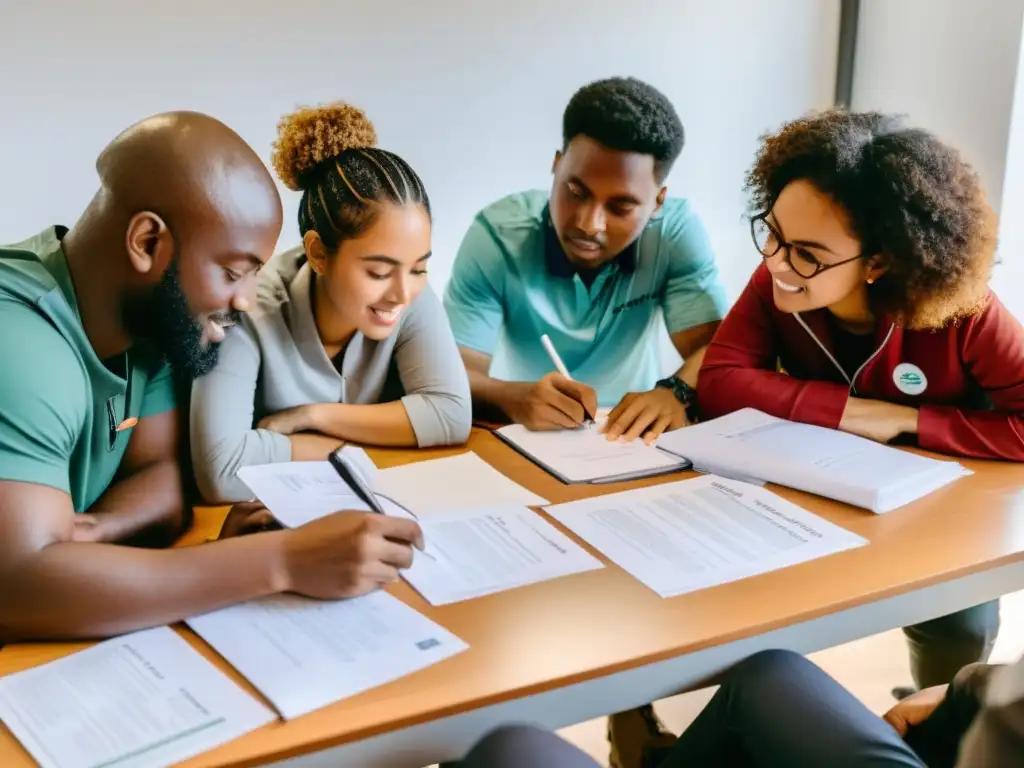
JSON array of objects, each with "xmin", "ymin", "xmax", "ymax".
[
  {"xmin": 546, "ymin": 475, "xmax": 867, "ymax": 598},
  {"xmin": 236, "ymin": 450, "xmax": 547, "ymax": 527},
  {"xmin": 187, "ymin": 591, "xmax": 468, "ymax": 720},
  {"xmin": 0, "ymin": 626, "xmax": 274, "ymax": 768},
  {"xmin": 397, "ymin": 504, "xmax": 604, "ymax": 605},
  {"xmin": 373, "ymin": 452, "xmax": 549, "ymax": 514},
  {"xmin": 495, "ymin": 416, "xmax": 688, "ymax": 484},
  {"xmin": 237, "ymin": 461, "xmax": 601, "ymax": 606},
  {"xmin": 237, "ymin": 461, "xmax": 363, "ymax": 527},
  {"xmin": 657, "ymin": 409, "xmax": 967, "ymax": 513},
  {"xmin": 278, "ymin": 494, "xmax": 603, "ymax": 606}
]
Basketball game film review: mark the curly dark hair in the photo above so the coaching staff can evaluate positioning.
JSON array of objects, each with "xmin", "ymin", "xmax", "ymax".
[
  {"xmin": 563, "ymin": 76, "xmax": 684, "ymax": 183},
  {"xmin": 746, "ymin": 108, "xmax": 996, "ymax": 329}
]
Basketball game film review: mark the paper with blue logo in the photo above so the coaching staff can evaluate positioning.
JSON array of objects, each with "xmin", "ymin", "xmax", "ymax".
[{"xmin": 187, "ymin": 591, "xmax": 468, "ymax": 720}]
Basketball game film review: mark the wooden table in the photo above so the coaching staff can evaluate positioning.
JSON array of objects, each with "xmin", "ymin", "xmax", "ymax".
[{"xmin": 3, "ymin": 429, "xmax": 1024, "ymax": 767}]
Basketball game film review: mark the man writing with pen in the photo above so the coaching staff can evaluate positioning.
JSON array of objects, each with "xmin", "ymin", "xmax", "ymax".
[{"xmin": 443, "ymin": 76, "xmax": 728, "ymax": 445}]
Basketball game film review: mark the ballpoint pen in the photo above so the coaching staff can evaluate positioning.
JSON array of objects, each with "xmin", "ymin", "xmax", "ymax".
[
  {"xmin": 328, "ymin": 447, "xmax": 436, "ymax": 560},
  {"xmin": 328, "ymin": 446, "xmax": 388, "ymax": 515},
  {"xmin": 540, "ymin": 333, "xmax": 596, "ymax": 424}
]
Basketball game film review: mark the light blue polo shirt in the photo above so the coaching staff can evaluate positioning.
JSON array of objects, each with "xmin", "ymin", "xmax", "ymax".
[{"xmin": 443, "ymin": 190, "xmax": 729, "ymax": 407}]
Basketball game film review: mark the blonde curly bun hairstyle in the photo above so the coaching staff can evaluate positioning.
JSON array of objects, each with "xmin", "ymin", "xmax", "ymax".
[
  {"xmin": 273, "ymin": 100, "xmax": 430, "ymax": 250},
  {"xmin": 271, "ymin": 102, "xmax": 378, "ymax": 191}
]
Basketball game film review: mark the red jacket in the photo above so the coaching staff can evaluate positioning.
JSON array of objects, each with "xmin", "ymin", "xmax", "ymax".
[{"xmin": 698, "ymin": 264, "xmax": 1024, "ymax": 461}]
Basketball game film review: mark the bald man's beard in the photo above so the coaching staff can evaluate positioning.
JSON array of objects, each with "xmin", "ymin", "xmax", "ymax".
[{"xmin": 123, "ymin": 262, "xmax": 232, "ymax": 380}]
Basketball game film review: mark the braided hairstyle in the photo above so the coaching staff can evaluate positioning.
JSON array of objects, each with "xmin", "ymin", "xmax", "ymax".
[{"xmin": 272, "ymin": 102, "xmax": 430, "ymax": 250}]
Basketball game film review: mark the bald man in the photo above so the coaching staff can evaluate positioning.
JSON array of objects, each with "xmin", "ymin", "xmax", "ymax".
[{"xmin": 0, "ymin": 112, "xmax": 425, "ymax": 641}]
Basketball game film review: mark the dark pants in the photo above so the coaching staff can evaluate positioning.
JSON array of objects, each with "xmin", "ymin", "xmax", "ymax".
[
  {"xmin": 657, "ymin": 649, "xmax": 927, "ymax": 767},
  {"xmin": 460, "ymin": 647, "xmax": 985, "ymax": 768},
  {"xmin": 903, "ymin": 601, "xmax": 1000, "ymax": 688},
  {"xmin": 461, "ymin": 650, "xmax": 934, "ymax": 768},
  {"xmin": 460, "ymin": 724, "xmax": 601, "ymax": 768}
]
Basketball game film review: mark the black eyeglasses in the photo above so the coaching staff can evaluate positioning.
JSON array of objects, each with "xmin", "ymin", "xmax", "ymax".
[{"xmin": 750, "ymin": 212, "xmax": 867, "ymax": 279}]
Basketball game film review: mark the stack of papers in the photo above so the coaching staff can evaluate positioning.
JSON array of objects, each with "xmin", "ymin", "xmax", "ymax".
[
  {"xmin": 239, "ymin": 452, "xmax": 603, "ymax": 606},
  {"xmin": 494, "ymin": 409, "xmax": 689, "ymax": 484},
  {"xmin": 547, "ymin": 475, "xmax": 867, "ymax": 598},
  {"xmin": 657, "ymin": 409, "xmax": 968, "ymax": 513},
  {"xmin": 0, "ymin": 627, "xmax": 274, "ymax": 768},
  {"xmin": 187, "ymin": 591, "xmax": 468, "ymax": 719}
]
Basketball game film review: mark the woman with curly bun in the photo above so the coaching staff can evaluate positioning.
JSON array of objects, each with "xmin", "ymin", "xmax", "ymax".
[
  {"xmin": 191, "ymin": 102, "xmax": 471, "ymax": 504},
  {"xmin": 698, "ymin": 109, "xmax": 1022, "ymax": 693}
]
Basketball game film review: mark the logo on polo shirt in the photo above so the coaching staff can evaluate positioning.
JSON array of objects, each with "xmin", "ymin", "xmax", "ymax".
[
  {"xmin": 612, "ymin": 292, "xmax": 656, "ymax": 315},
  {"xmin": 893, "ymin": 363, "xmax": 928, "ymax": 396}
]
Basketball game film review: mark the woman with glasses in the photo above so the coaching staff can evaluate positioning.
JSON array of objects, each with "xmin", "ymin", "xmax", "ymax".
[{"xmin": 697, "ymin": 108, "xmax": 1024, "ymax": 698}]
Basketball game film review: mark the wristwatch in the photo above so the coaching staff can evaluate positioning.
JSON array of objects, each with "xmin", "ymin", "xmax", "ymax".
[{"xmin": 655, "ymin": 375, "xmax": 697, "ymax": 420}]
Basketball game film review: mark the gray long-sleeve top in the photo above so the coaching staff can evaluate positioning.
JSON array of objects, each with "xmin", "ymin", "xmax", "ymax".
[{"xmin": 190, "ymin": 248, "xmax": 472, "ymax": 503}]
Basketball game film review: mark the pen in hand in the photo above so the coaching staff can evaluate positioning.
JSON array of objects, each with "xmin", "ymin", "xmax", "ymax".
[
  {"xmin": 540, "ymin": 333, "xmax": 596, "ymax": 425},
  {"xmin": 328, "ymin": 447, "xmax": 389, "ymax": 515},
  {"xmin": 328, "ymin": 447, "xmax": 436, "ymax": 561}
]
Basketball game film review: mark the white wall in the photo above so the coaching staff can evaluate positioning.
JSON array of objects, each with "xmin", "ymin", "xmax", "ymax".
[
  {"xmin": 852, "ymin": 0, "xmax": 1024, "ymax": 213},
  {"xmin": 996, "ymin": 37, "xmax": 1024, "ymax": 320},
  {"xmin": 0, "ymin": 0, "xmax": 839, "ymax": 306},
  {"xmin": 852, "ymin": 0, "xmax": 1024, "ymax": 319}
]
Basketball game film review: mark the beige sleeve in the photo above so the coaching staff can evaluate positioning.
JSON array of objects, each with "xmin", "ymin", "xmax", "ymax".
[
  {"xmin": 395, "ymin": 284, "xmax": 473, "ymax": 446},
  {"xmin": 189, "ymin": 318, "xmax": 291, "ymax": 503}
]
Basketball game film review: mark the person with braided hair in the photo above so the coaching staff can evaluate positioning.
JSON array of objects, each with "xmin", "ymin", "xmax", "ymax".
[{"xmin": 191, "ymin": 102, "xmax": 471, "ymax": 504}]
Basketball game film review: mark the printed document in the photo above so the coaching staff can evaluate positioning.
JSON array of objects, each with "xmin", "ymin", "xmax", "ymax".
[
  {"xmin": 546, "ymin": 475, "xmax": 867, "ymax": 598},
  {"xmin": 187, "ymin": 591, "xmax": 468, "ymax": 719},
  {"xmin": 395, "ymin": 504, "xmax": 603, "ymax": 605},
  {"xmin": 657, "ymin": 409, "xmax": 967, "ymax": 513},
  {"xmin": 239, "ymin": 454, "xmax": 602, "ymax": 605},
  {"xmin": 0, "ymin": 626, "xmax": 274, "ymax": 768}
]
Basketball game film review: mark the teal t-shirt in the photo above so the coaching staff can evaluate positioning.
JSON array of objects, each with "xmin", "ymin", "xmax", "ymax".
[
  {"xmin": 0, "ymin": 228, "xmax": 177, "ymax": 512},
  {"xmin": 443, "ymin": 190, "xmax": 729, "ymax": 406}
]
